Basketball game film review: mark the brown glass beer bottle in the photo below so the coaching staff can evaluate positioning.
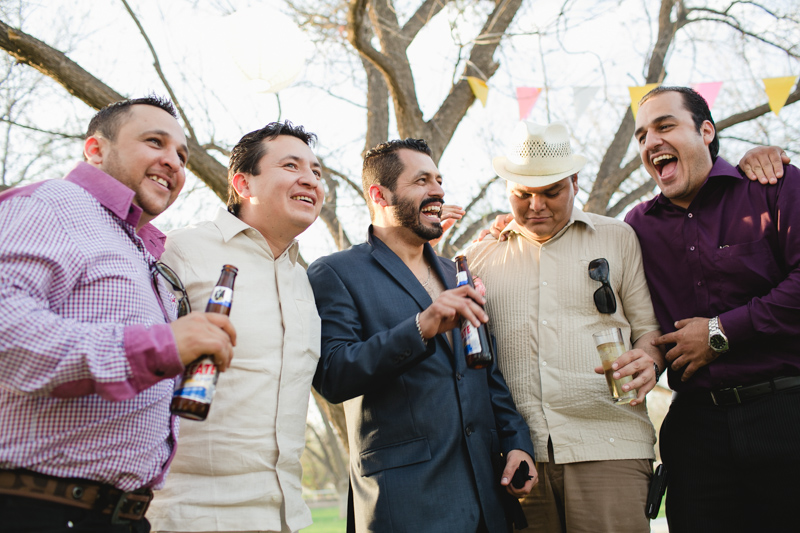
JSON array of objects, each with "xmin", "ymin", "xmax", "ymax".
[
  {"xmin": 171, "ymin": 265, "xmax": 238, "ymax": 420},
  {"xmin": 454, "ymin": 255, "xmax": 494, "ymax": 369}
]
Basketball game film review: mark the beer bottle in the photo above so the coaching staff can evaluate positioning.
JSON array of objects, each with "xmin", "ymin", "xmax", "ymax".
[
  {"xmin": 171, "ymin": 265, "xmax": 238, "ymax": 420},
  {"xmin": 454, "ymin": 255, "xmax": 493, "ymax": 369}
]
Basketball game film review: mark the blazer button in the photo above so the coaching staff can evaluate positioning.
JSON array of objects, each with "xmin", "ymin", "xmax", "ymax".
[{"xmin": 465, "ymin": 425, "xmax": 473, "ymax": 436}]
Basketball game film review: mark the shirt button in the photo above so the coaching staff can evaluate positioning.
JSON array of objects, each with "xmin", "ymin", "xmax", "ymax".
[
  {"xmin": 542, "ymin": 281, "xmax": 548, "ymax": 286},
  {"xmin": 465, "ymin": 425, "xmax": 473, "ymax": 436},
  {"xmin": 688, "ymin": 213, "xmax": 693, "ymax": 218},
  {"xmin": 609, "ymin": 438, "xmax": 615, "ymax": 443},
  {"xmin": 456, "ymin": 373, "xmax": 463, "ymax": 380},
  {"xmin": 544, "ymin": 403, "xmax": 550, "ymax": 408},
  {"xmin": 542, "ymin": 414, "xmax": 547, "ymax": 419},
  {"xmin": 542, "ymin": 361, "xmax": 548, "ymax": 366},
  {"xmin": 697, "ymin": 281, "xmax": 702, "ymax": 286},
  {"xmin": 542, "ymin": 320, "xmax": 548, "ymax": 325},
  {"xmin": 689, "ymin": 246, "xmax": 695, "ymax": 251}
]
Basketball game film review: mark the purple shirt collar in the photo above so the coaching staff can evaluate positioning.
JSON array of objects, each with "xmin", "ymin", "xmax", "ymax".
[
  {"xmin": 644, "ymin": 157, "xmax": 742, "ymax": 214},
  {"xmin": 65, "ymin": 162, "xmax": 166, "ymax": 258}
]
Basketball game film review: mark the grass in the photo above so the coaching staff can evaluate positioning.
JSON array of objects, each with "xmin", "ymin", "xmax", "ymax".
[{"xmin": 302, "ymin": 504, "xmax": 347, "ymax": 532}]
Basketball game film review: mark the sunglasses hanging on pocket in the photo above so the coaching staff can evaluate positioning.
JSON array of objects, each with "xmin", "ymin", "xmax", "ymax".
[
  {"xmin": 588, "ymin": 258, "xmax": 617, "ymax": 314},
  {"xmin": 152, "ymin": 261, "xmax": 192, "ymax": 318}
]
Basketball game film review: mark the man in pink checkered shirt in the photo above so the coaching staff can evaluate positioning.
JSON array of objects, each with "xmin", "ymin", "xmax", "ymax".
[{"xmin": 0, "ymin": 96, "xmax": 236, "ymax": 532}]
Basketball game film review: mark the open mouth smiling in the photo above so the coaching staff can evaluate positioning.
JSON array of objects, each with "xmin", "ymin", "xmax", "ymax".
[
  {"xmin": 652, "ymin": 154, "xmax": 677, "ymax": 177},
  {"xmin": 291, "ymin": 195, "xmax": 315, "ymax": 205},
  {"xmin": 420, "ymin": 204, "xmax": 441, "ymax": 221},
  {"xmin": 148, "ymin": 175, "xmax": 169, "ymax": 189}
]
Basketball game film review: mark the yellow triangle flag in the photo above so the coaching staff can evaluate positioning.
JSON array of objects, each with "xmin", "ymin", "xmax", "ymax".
[
  {"xmin": 762, "ymin": 76, "xmax": 797, "ymax": 116},
  {"xmin": 628, "ymin": 83, "xmax": 660, "ymax": 119},
  {"xmin": 467, "ymin": 77, "xmax": 489, "ymax": 107}
]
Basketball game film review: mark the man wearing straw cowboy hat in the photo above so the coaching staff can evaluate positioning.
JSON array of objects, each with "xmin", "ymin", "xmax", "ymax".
[{"xmin": 464, "ymin": 121, "xmax": 666, "ymax": 532}]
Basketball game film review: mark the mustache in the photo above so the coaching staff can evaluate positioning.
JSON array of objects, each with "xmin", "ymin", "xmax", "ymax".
[{"xmin": 419, "ymin": 197, "xmax": 443, "ymax": 210}]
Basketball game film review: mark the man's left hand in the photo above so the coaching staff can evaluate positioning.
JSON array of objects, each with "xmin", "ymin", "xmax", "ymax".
[
  {"xmin": 500, "ymin": 449, "xmax": 537, "ymax": 497},
  {"xmin": 739, "ymin": 146, "xmax": 790, "ymax": 184},
  {"xmin": 593, "ymin": 348, "xmax": 658, "ymax": 406},
  {"xmin": 653, "ymin": 317, "xmax": 721, "ymax": 381}
]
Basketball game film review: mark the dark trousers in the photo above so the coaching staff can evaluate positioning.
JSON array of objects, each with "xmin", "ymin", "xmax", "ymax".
[
  {"xmin": 0, "ymin": 494, "xmax": 151, "ymax": 533},
  {"xmin": 660, "ymin": 386, "xmax": 800, "ymax": 533}
]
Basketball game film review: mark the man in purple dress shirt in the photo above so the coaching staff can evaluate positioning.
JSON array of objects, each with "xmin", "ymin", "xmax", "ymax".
[
  {"xmin": 0, "ymin": 96, "xmax": 236, "ymax": 532},
  {"xmin": 626, "ymin": 86, "xmax": 800, "ymax": 532}
]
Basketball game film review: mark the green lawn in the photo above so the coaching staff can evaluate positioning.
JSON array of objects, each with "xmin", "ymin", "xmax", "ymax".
[{"xmin": 302, "ymin": 505, "xmax": 346, "ymax": 532}]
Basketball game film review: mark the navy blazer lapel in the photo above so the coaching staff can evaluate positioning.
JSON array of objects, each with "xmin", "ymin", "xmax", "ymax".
[{"xmin": 368, "ymin": 228, "xmax": 433, "ymax": 311}]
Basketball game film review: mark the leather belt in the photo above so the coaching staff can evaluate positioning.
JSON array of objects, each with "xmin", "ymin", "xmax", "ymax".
[
  {"xmin": 0, "ymin": 469, "xmax": 152, "ymax": 524},
  {"xmin": 672, "ymin": 375, "xmax": 800, "ymax": 407}
]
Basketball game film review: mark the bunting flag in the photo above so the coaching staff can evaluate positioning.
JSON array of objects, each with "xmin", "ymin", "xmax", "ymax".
[
  {"xmin": 762, "ymin": 76, "xmax": 797, "ymax": 116},
  {"xmin": 516, "ymin": 87, "xmax": 542, "ymax": 119},
  {"xmin": 628, "ymin": 83, "xmax": 660, "ymax": 119},
  {"xmin": 467, "ymin": 77, "xmax": 489, "ymax": 107},
  {"xmin": 692, "ymin": 81, "xmax": 723, "ymax": 109},
  {"xmin": 573, "ymin": 86, "xmax": 599, "ymax": 120}
]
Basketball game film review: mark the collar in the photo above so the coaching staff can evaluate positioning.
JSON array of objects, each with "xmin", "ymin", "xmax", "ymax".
[
  {"xmin": 65, "ymin": 162, "xmax": 143, "ymax": 227},
  {"xmin": 644, "ymin": 157, "xmax": 741, "ymax": 214},
  {"xmin": 213, "ymin": 207, "xmax": 300, "ymax": 263},
  {"xmin": 65, "ymin": 162, "xmax": 166, "ymax": 258},
  {"xmin": 500, "ymin": 204, "xmax": 595, "ymax": 242}
]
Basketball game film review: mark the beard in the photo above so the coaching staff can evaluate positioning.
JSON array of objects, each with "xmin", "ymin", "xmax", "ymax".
[{"xmin": 391, "ymin": 194, "xmax": 443, "ymax": 241}]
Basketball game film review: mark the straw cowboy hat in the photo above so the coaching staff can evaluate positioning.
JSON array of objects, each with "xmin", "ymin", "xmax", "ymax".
[{"xmin": 492, "ymin": 121, "xmax": 586, "ymax": 187}]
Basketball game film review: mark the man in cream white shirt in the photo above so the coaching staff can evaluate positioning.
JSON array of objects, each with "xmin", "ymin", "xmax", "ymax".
[
  {"xmin": 464, "ymin": 121, "xmax": 665, "ymax": 532},
  {"xmin": 148, "ymin": 122, "xmax": 324, "ymax": 533}
]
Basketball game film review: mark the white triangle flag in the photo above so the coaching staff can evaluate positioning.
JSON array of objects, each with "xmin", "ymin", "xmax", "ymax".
[{"xmin": 573, "ymin": 86, "xmax": 599, "ymax": 120}]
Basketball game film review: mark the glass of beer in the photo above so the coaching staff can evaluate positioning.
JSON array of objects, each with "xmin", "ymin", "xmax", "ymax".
[{"xmin": 593, "ymin": 327, "xmax": 637, "ymax": 404}]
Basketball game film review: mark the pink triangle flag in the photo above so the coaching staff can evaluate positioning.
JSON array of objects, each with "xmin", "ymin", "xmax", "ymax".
[
  {"xmin": 692, "ymin": 82, "xmax": 723, "ymax": 109},
  {"xmin": 516, "ymin": 87, "xmax": 542, "ymax": 120}
]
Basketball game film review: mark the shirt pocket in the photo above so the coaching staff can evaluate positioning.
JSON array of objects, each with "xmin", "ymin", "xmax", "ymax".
[{"xmin": 711, "ymin": 239, "xmax": 782, "ymax": 304}]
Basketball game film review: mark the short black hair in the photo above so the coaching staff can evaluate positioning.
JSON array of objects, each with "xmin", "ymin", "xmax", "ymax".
[
  {"xmin": 639, "ymin": 86, "xmax": 719, "ymax": 161},
  {"xmin": 86, "ymin": 95, "xmax": 178, "ymax": 141},
  {"xmin": 227, "ymin": 121, "xmax": 317, "ymax": 217},
  {"xmin": 362, "ymin": 138, "xmax": 432, "ymax": 218}
]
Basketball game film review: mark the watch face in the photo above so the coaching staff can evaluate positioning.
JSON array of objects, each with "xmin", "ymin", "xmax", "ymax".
[{"xmin": 710, "ymin": 334, "xmax": 728, "ymax": 351}]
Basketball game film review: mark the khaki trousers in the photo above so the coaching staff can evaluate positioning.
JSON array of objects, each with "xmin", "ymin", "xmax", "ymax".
[{"xmin": 518, "ymin": 441, "xmax": 652, "ymax": 533}]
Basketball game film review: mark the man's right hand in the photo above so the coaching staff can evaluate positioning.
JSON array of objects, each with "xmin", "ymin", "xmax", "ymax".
[
  {"xmin": 739, "ymin": 146, "xmax": 790, "ymax": 184},
  {"xmin": 170, "ymin": 312, "xmax": 237, "ymax": 370},
  {"xmin": 474, "ymin": 213, "xmax": 514, "ymax": 243},
  {"xmin": 417, "ymin": 285, "xmax": 487, "ymax": 339}
]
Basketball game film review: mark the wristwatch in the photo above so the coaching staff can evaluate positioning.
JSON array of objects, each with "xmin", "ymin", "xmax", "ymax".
[{"xmin": 708, "ymin": 316, "xmax": 729, "ymax": 353}]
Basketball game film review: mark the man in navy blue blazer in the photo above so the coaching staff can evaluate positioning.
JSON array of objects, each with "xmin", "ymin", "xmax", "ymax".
[{"xmin": 308, "ymin": 138, "xmax": 536, "ymax": 532}]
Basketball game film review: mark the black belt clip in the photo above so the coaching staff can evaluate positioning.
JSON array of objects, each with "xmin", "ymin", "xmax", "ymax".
[{"xmin": 710, "ymin": 386, "xmax": 742, "ymax": 406}]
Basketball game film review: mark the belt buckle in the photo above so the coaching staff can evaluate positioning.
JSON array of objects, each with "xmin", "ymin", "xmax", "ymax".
[
  {"xmin": 110, "ymin": 491, "xmax": 151, "ymax": 525},
  {"xmin": 711, "ymin": 387, "xmax": 741, "ymax": 406}
]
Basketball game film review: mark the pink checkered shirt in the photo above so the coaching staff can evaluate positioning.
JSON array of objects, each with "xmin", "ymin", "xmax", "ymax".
[{"xmin": 0, "ymin": 162, "xmax": 184, "ymax": 491}]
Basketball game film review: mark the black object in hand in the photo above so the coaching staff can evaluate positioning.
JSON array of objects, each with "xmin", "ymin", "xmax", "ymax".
[{"xmin": 511, "ymin": 461, "xmax": 533, "ymax": 489}]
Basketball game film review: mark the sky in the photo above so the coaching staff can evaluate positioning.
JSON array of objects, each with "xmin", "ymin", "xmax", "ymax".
[{"xmin": 3, "ymin": 0, "xmax": 799, "ymax": 262}]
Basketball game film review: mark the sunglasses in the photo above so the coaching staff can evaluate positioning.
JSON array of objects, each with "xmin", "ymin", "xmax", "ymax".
[
  {"xmin": 588, "ymin": 258, "xmax": 616, "ymax": 314},
  {"xmin": 151, "ymin": 262, "xmax": 191, "ymax": 318}
]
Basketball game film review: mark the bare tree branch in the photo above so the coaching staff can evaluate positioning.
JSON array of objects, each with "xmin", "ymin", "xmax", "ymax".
[
  {"xmin": 0, "ymin": 18, "xmax": 228, "ymax": 199},
  {"xmin": 120, "ymin": 0, "xmax": 198, "ymax": 141},
  {"xmin": 0, "ymin": 117, "xmax": 82, "ymax": 139}
]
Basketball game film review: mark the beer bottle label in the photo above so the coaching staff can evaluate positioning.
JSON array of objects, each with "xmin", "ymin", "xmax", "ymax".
[
  {"xmin": 456, "ymin": 271, "xmax": 469, "ymax": 286},
  {"xmin": 173, "ymin": 358, "xmax": 218, "ymax": 404},
  {"xmin": 208, "ymin": 286, "xmax": 233, "ymax": 308},
  {"xmin": 461, "ymin": 321, "xmax": 483, "ymax": 355}
]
